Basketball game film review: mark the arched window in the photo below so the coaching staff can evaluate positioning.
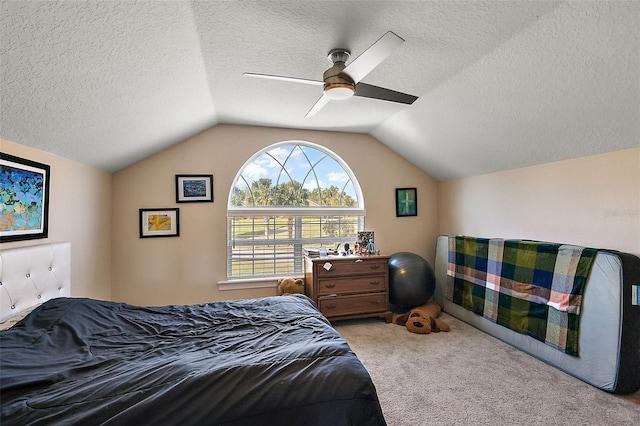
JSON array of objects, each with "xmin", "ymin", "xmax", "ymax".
[{"xmin": 227, "ymin": 141, "xmax": 365, "ymax": 278}]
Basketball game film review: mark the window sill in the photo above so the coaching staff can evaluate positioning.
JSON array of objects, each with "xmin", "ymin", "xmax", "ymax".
[{"xmin": 218, "ymin": 276, "xmax": 304, "ymax": 291}]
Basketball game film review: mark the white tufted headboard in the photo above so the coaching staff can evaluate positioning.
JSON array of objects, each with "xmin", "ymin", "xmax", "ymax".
[{"xmin": 0, "ymin": 242, "xmax": 71, "ymax": 322}]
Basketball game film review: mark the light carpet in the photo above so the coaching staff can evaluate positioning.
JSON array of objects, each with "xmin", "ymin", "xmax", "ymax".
[{"xmin": 334, "ymin": 313, "xmax": 639, "ymax": 426}]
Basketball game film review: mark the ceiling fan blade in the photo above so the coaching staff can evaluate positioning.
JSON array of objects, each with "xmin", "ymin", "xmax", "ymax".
[
  {"xmin": 305, "ymin": 94, "xmax": 331, "ymax": 117},
  {"xmin": 342, "ymin": 31, "xmax": 404, "ymax": 83},
  {"xmin": 243, "ymin": 72, "xmax": 324, "ymax": 86},
  {"xmin": 355, "ymin": 82, "xmax": 418, "ymax": 104}
]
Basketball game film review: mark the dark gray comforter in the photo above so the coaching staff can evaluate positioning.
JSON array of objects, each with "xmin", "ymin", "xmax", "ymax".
[{"xmin": 0, "ymin": 295, "xmax": 386, "ymax": 425}]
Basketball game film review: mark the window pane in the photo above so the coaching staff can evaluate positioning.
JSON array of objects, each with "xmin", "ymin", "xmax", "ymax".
[
  {"xmin": 228, "ymin": 243, "xmax": 296, "ymax": 277},
  {"xmin": 228, "ymin": 214, "xmax": 362, "ymax": 277},
  {"xmin": 228, "ymin": 142, "xmax": 363, "ymax": 278},
  {"xmin": 231, "ymin": 143, "xmax": 359, "ymax": 208}
]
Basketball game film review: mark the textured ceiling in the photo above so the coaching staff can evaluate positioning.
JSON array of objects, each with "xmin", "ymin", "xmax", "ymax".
[{"xmin": 1, "ymin": 1, "xmax": 638, "ymax": 180}]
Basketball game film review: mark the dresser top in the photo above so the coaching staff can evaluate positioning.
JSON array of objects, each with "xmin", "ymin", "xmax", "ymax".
[{"xmin": 304, "ymin": 254, "xmax": 390, "ymax": 263}]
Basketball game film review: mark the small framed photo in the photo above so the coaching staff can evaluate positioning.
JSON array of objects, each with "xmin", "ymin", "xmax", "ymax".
[
  {"xmin": 139, "ymin": 208, "xmax": 180, "ymax": 238},
  {"xmin": 1, "ymin": 153, "xmax": 51, "ymax": 242},
  {"xmin": 176, "ymin": 174, "xmax": 213, "ymax": 203},
  {"xmin": 395, "ymin": 188, "xmax": 417, "ymax": 217},
  {"xmin": 357, "ymin": 231, "xmax": 375, "ymax": 254}
]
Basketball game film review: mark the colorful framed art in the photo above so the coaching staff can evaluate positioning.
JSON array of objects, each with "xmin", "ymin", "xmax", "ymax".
[
  {"xmin": 176, "ymin": 174, "xmax": 213, "ymax": 203},
  {"xmin": 139, "ymin": 208, "xmax": 180, "ymax": 238},
  {"xmin": 395, "ymin": 187, "xmax": 417, "ymax": 217},
  {"xmin": 0, "ymin": 153, "xmax": 51, "ymax": 242}
]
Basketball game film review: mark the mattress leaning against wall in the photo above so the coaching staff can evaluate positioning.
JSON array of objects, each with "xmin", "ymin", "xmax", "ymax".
[{"xmin": 433, "ymin": 235, "xmax": 640, "ymax": 394}]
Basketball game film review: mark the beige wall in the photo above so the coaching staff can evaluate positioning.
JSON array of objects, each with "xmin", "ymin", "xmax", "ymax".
[
  {"xmin": 439, "ymin": 147, "xmax": 640, "ymax": 256},
  {"xmin": 8, "ymin": 128, "xmax": 634, "ymax": 307},
  {"xmin": 1, "ymin": 139, "xmax": 112, "ymax": 299},
  {"xmin": 112, "ymin": 124, "xmax": 439, "ymax": 306}
]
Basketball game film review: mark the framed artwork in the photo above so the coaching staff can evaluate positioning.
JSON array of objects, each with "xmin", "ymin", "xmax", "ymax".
[
  {"xmin": 176, "ymin": 174, "xmax": 213, "ymax": 203},
  {"xmin": 395, "ymin": 187, "xmax": 417, "ymax": 217},
  {"xmin": 139, "ymin": 208, "xmax": 180, "ymax": 238},
  {"xmin": 0, "ymin": 153, "xmax": 51, "ymax": 242}
]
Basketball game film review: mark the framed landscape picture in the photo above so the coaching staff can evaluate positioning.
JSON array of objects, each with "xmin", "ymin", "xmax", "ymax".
[
  {"xmin": 395, "ymin": 187, "xmax": 417, "ymax": 217},
  {"xmin": 139, "ymin": 208, "xmax": 180, "ymax": 238},
  {"xmin": 0, "ymin": 153, "xmax": 50, "ymax": 242},
  {"xmin": 176, "ymin": 174, "xmax": 213, "ymax": 203}
]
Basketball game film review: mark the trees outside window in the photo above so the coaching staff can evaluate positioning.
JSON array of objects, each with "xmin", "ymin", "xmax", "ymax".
[{"xmin": 227, "ymin": 142, "xmax": 364, "ymax": 278}]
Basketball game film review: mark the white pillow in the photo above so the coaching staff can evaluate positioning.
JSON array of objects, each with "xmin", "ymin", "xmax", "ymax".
[{"xmin": 0, "ymin": 305, "xmax": 39, "ymax": 331}]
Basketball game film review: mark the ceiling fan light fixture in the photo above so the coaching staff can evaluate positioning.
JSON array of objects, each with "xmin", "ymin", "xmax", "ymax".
[
  {"xmin": 324, "ymin": 83, "xmax": 355, "ymax": 100},
  {"xmin": 244, "ymin": 32, "xmax": 417, "ymax": 116}
]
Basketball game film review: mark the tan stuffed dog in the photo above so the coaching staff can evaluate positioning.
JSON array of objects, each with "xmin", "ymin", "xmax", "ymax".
[
  {"xmin": 394, "ymin": 301, "xmax": 450, "ymax": 334},
  {"xmin": 277, "ymin": 277, "xmax": 304, "ymax": 296}
]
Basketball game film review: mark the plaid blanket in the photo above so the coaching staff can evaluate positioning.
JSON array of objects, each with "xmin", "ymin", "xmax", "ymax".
[{"xmin": 446, "ymin": 236, "xmax": 597, "ymax": 355}]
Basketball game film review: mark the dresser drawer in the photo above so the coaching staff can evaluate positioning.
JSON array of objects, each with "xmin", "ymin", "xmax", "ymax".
[
  {"xmin": 314, "ymin": 258, "xmax": 387, "ymax": 277},
  {"xmin": 317, "ymin": 275, "xmax": 386, "ymax": 295},
  {"xmin": 318, "ymin": 293, "xmax": 388, "ymax": 318}
]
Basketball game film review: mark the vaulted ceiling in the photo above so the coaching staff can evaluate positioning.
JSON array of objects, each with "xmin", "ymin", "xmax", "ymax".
[{"xmin": 1, "ymin": 1, "xmax": 638, "ymax": 180}]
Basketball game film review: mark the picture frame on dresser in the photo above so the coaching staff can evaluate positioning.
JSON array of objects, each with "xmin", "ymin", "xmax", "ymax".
[
  {"xmin": 139, "ymin": 208, "xmax": 180, "ymax": 238},
  {"xmin": 357, "ymin": 231, "xmax": 375, "ymax": 253},
  {"xmin": 0, "ymin": 153, "xmax": 50, "ymax": 243},
  {"xmin": 176, "ymin": 174, "xmax": 213, "ymax": 203}
]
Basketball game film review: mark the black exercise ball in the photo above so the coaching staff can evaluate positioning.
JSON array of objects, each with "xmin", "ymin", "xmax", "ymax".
[{"xmin": 388, "ymin": 252, "xmax": 435, "ymax": 310}]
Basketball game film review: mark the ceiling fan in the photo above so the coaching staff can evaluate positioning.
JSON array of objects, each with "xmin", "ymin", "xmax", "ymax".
[{"xmin": 244, "ymin": 31, "xmax": 418, "ymax": 117}]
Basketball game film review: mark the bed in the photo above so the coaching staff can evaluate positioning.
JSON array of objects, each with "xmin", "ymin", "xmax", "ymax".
[
  {"xmin": 434, "ymin": 235, "xmax": 640, "ymax": 394},
  {"xmin": 0, "ymin": 243, "xmax": 387, "ymax": 425}
]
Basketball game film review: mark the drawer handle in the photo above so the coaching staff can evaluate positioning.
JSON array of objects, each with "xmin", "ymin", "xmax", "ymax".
[
  {"xmin": 355, "ymin": 259, "xmax": 363, "ymax": 263},
  {"xmin": 324, "ymin": 283, "xmax": 336, "ymax": 289},
  {"xmin": 369, "ymin": 264, "xmax": 380, "ymax": 270},
  {"xmin": 326, "ymin": 304, "xmax": 337, "ymax": 310},
  {"xmin": 369, "ymin": 281, "xmax": 380, "ymax": 286},
  {"xmin": 371, "ymin": 300, "xmax": 381, "ymax": 305}
]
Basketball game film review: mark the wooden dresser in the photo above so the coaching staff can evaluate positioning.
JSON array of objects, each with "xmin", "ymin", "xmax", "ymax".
[{"xmin": 304, "ymin": 255, "xmax": 392, "ymax": 322}]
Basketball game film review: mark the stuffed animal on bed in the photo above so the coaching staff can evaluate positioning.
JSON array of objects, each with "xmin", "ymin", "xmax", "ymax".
[
  {"xmin": 394, "ymin": 301, "xmax": 450, "ymax": 334},
  {"xmin": 277, "ymin": 277, "xmax": 304, "ymax": 296}
]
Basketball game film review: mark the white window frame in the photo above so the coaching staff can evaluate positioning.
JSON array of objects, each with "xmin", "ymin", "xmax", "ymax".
[{"xmin": 226, "ymin": 141, "xmax": 365, "ymax": 281}]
